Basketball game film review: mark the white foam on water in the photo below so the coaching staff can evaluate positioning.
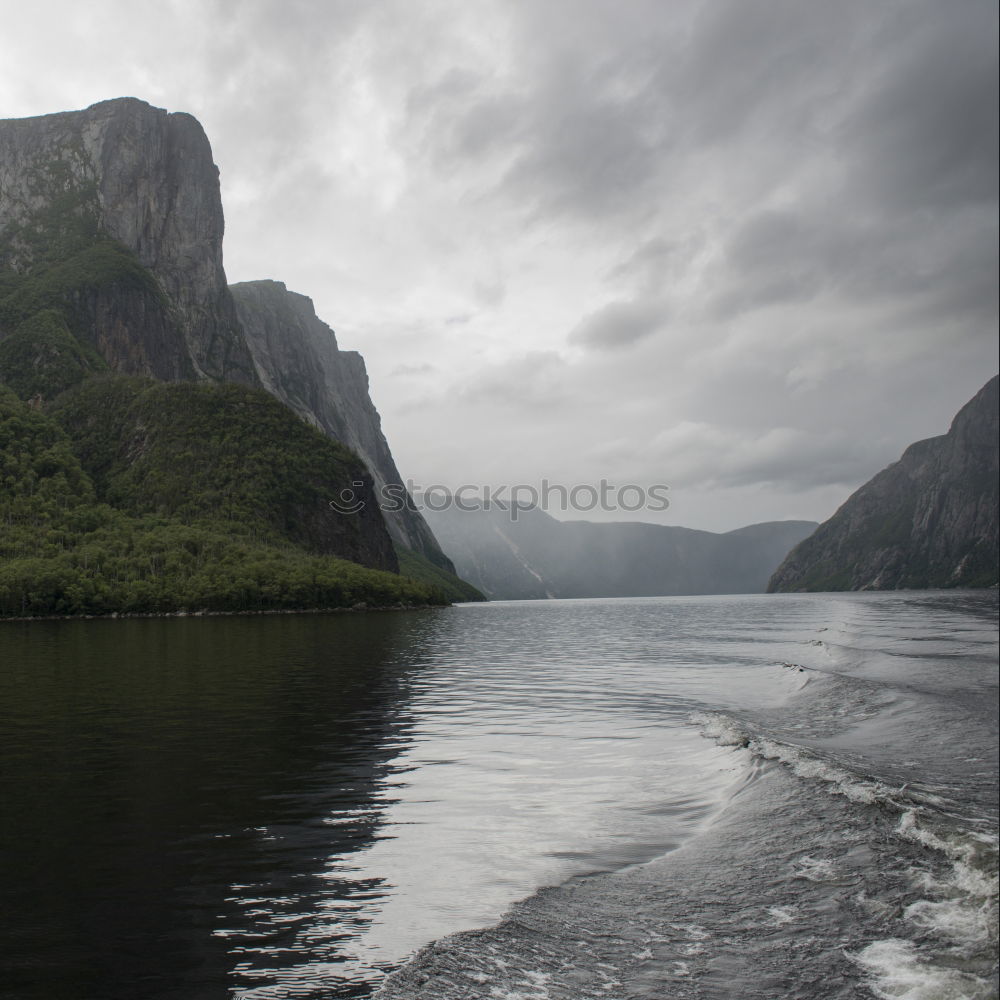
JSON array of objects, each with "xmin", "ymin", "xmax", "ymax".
[
  {"xmin": 481, "ymin": 967, "xmax": 553, "ymax": 1000},
  {"xmin": 794, "ymin": 855, "xmax": 841, "ymax": 883},
  {"xmin": 905, "ymin": 896, "xmax": 997, "ymax": 953},
  {"xmin": 668, "ymin": 922, "xmax": 710, "ymax": 941},
  {"xmin": 847, "ymin": 938, "xmax": 995, "ymax": 1000},
  {"xmin": 794, "ymin": 856, "xmax": 867, "ymax": 893},
  {"xmin": 895, "ymin": 811, "xmax": 999, "ymax": 953},
  {"xmin": 486, "ymin": 990, "xmax": 547, "ymax": 1000},
  {"xmin": 695, "ymin": 703, "xmax": 999, "ymax": 999},
  {"xmin": 695, "ymin": 710, "xmax": 903, "ymax": 809},
  {"xmin": 691, "ymin": 711, "xmax": 752, "ymax": 748},
  {"xmin": 752, "ymin": 736, "xmax": 896, "ymax": 806},
  {"xmin": 897, "ymin": 811, "xmax": 999, "ymax": 870},
  {"xmin": 766, "ymin": 905, "xmax": 797, "ymax": 926}
]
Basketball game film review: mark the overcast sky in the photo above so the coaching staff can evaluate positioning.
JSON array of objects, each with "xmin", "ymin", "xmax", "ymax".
[{"xmin": 2, "ymin": 0, "xmax": 997, "ymax": 530}]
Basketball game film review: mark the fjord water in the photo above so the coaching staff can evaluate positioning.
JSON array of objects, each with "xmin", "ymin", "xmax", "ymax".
[{"xmin": 0, "ymin": 594, "xmax": 996, "ymax": 999}]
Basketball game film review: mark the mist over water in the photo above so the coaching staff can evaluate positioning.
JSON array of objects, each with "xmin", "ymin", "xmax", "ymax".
[{"xmin": 0, "ymin": 592, "xmax": 996, "ymax": 999}]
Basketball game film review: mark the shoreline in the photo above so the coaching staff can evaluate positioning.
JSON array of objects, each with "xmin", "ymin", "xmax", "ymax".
[{"xmin": 0, "ymin": 601, "xmax": 451, "ymax": 624}]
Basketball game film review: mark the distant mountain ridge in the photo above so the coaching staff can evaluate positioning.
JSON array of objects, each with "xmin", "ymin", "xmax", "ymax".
[
  {"xmin": 769, "ymin": 375, "xmax": 999, "ymax": 592},
  {"xmin": 421, "ymin": 501, "xmax": 818, "ymax": 599}
]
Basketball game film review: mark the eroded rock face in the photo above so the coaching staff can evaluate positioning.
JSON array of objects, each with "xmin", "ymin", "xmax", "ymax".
[
  {"xmin": 231, "ymin": 280, "xmax": 454, "ymax": 569},
  {"xmin": 2, "ymin": 98, "xmax": 456, "ymax": 573},
  {"xmin": 768, "ymin": 376, "xmax": 999, "ymax": 592},
  {"xmin": 0, "ymin": 97, "xmax": 258, "ymax": 384}
]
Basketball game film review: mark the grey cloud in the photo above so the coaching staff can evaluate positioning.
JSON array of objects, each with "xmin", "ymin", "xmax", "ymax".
[
  {"xmin": 498, "ymin": 85, "xmax": 668, "ymax": 222},
  {"xmin": 569, "ymin": 299, "xmax": 667, "ymax": 350},
  {"xmin": 474, "ymin": 277, "xmax": 507, "ymax": 308},
  {"xmin": 696, "ymin": 0, "xmax": 997, "ymax": 329},
  {"xmin": 607, "ymin": 234, "xmax": 708, "ymax": 294},
  {"xmin": 391, "ymin": 362, "xmax": 436, "ymax": 377},
  {"xmin": 727, "ymin": 211, "xmax": 813, "ymax": 269},
  {"xmin": 458, "ymin": 351, "xmax": 569, "ymax": 408},
  {"xmin": 609, "ymin": 238, "xmax": 676, "ymax": 282},
  {"xmin": 724, "ymin": 435, "xmax": 894, "ymax": 493},
  {"xmin": 661, "ymin": 0, "xmax": 862, "ymax": 146},
  {"xmin": 715, "ymin": 197, "xmax": 997, "ymax": 325},
  {"xmin": 841, "ymin": 0, "xmax": 998, "ymax": 213},
  {"xmin": 712, "ymin": 209, "xmax": 831, "ymax": 317},
  {"xmin": 917, "ymin": 226, "xmax": 999, "ymax": 328},
  {"xmin": 10, "ymin": 0, "xmax": 992, "ymax": 531},
  {"xmin": 412, "ymin": 0, "xmax": 997, "ymax": 281},
  {"xmin": 407, "ymin": 68, "xmax": 524, "ymax": 164},
  {"xmin": 476, "ymin": 0, "xmax": 862, "ymax": 223},
  {"xmin": 653, "ymin": 422, "xmax": 895, "ymax": 494},
  {"xmin": 395, "ymin": 5, "xmax": 683, "ymax": 222}
]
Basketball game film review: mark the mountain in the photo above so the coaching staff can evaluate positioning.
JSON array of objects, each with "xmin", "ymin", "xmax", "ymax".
[
  {"xmin": 0, "ymin": 97, "xmax": 257, "ymax": 383},
  {"xmin": 768, "ymin": 376, "xmax": 999, "ymax": 592},
  {"xmin": 0, "ymin": 97, "xmax": 476, "ymax": 612},
  {"xmin": 231, "ymin": 279, "xmax": 451, "ymax": 568},
  {"xmin": 0, "ymin": 97, "xmax": 455, "ymax": 570},
  {"xmin": 421, "ymin": 501, "xmax": 818, "ymax": 599}
]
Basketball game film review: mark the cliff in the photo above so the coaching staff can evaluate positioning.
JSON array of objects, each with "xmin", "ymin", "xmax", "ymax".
[
  {"xmin": 0, "ymin": 97, "xmax": 257, "ymax": 384},
  {"xmin": 768, "ymin": 375, "xmax": 999, "ymax": 591},
  {"xmin": 421, "ymin": 500, "xmax": 818, "ymax": 599},
  {"xmin": 231, "ymin": 279, "xmax": 455, "ymax": 570},
  {"xmin": 0, "ymin": 97, "xmax": 469, "ymax": 595},
  {"xmin": 0, "ymin": 97, "xmax": 476, "ymax": 607}
]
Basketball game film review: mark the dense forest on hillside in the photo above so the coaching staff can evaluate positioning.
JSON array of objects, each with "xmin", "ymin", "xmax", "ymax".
[
  {"xmin": 0, "ymin": 104, "xmax": 481, "ymax": 616},
  {"xmin": 0, "ymin": 377, "xmax": 477, "ymax": 617}
]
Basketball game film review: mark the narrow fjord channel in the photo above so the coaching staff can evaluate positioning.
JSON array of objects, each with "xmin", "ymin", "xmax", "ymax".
[{"xmin": 1, "ymin": 592, "xmax": 996, "ymax": 999}]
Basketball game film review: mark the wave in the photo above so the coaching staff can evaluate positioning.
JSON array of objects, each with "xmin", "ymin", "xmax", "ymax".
[
  {"xmin": 373, "ymin": 596, "xmax": 997, "ymax": 1000},
  {"xmin": 696, "ymin": 708, "xmax": 999, "ymax": 1000}
]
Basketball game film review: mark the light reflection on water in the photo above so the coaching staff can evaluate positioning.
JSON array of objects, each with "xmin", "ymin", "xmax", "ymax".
[{"xmin": 1, "ymin": 592, "xmax": 994, "ymax": 999}]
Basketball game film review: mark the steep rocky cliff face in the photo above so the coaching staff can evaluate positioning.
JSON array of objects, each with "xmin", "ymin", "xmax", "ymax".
[
  {"xmin": 231, "ymin": 280, "xmax": 455, "ymax": 570},
  {"xmin": 1, "ymin": 98, "xmax": 461, "ymax": 583},
  {"xmin": 422, "ymin": 500, "xmax": 818, "ymax": 599},
  {"xmin": 769, "ymin": 376, "xmax": 999, "ymax": 591},
  {"xmin": 0, "ymin": 97, "xmax": 257, "ymax": 384}
]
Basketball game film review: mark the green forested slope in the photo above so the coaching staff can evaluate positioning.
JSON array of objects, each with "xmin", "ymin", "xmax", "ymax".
[
  {"xmin": 395, "ymin": 545, "xmax": 486, "ymax": 603},
  {"xmin": 50, "ymin": 377, "xmax": 397, "ymax": 564},
  {"xmin": 0, "ymin": 383, "xmax": 458, "ymax": 617}
]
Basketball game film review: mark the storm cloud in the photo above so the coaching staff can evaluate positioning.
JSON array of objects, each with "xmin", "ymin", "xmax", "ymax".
[
  {"xmin": 2, "ymin": 0, "xmax": 996, "ymax": 530},
  {"xmin": 569, "ymin": 299, "xmax": 668, "ymax": 351}
]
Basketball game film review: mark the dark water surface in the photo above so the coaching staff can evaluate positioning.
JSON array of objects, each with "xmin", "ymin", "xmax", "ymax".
[
  {"xmin": 1, "ymin": 612, "xmax": 432, "ymax": 998},
  {"xmin": 0, "ymin": 593, "xmax": 996, "ymax": 999}
]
